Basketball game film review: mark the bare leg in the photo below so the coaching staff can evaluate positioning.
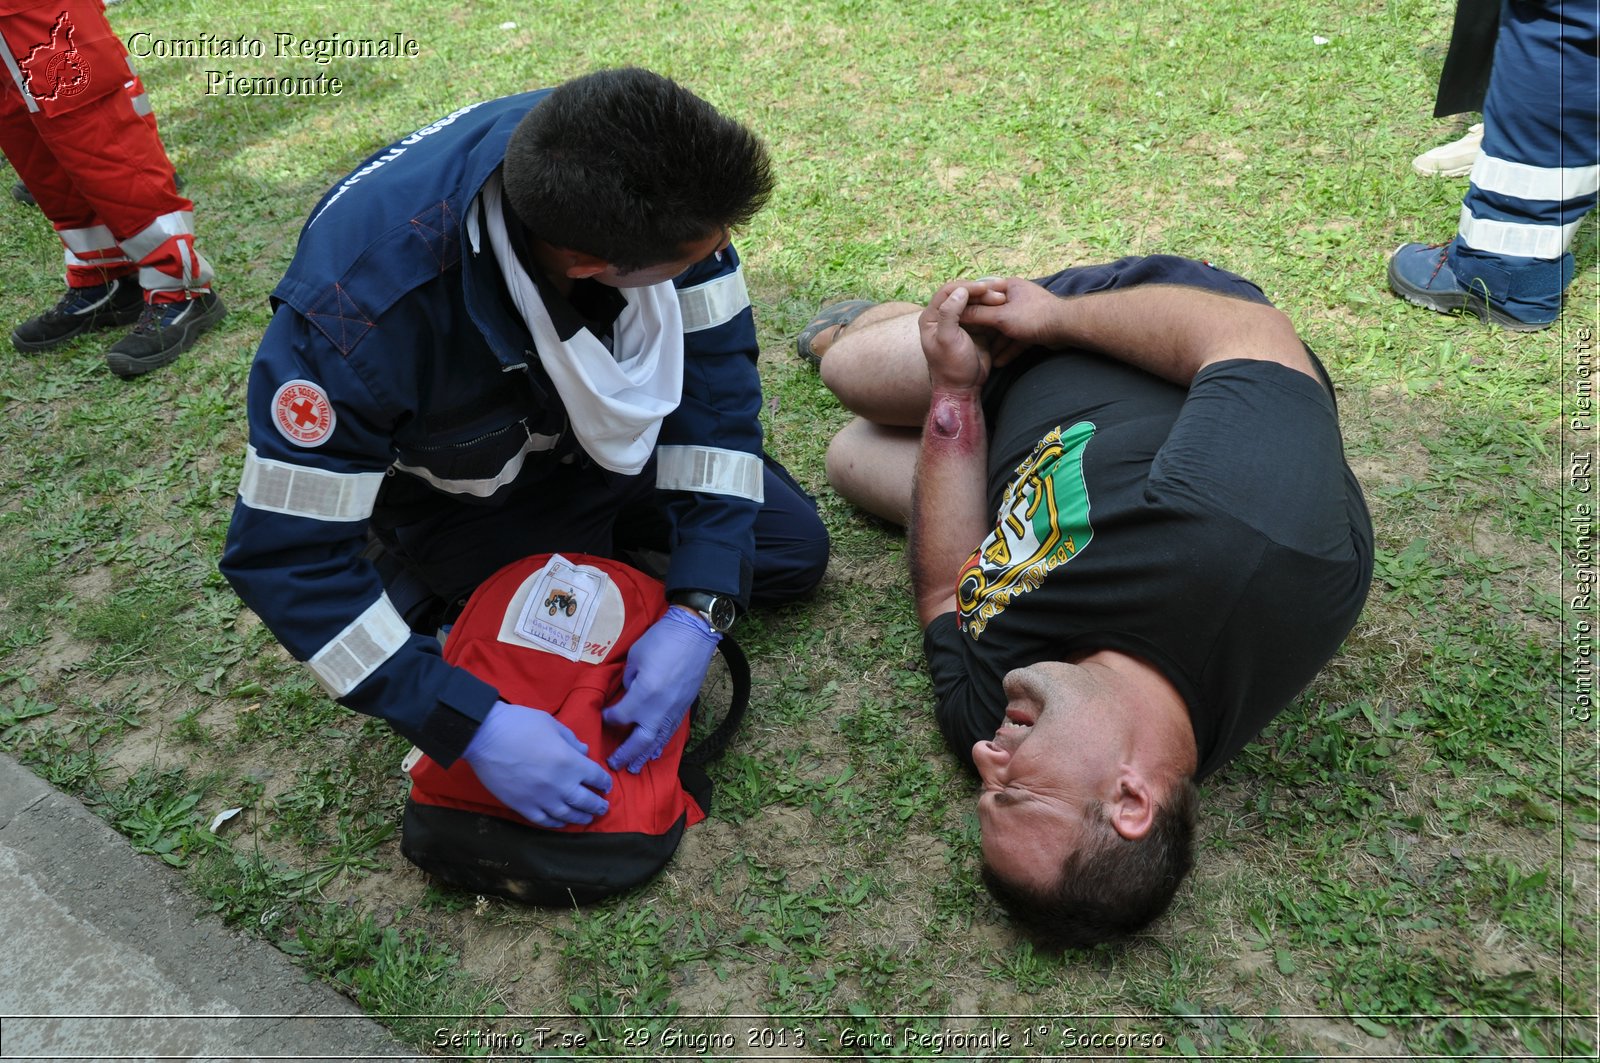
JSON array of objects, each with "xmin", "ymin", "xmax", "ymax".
[
  {"xmin": 811, "ymin": 299, "xmax": 935, "ymax": 522},
  {"xmin": 814, "ymin": 301, "xmax": 931, "ymax": 427},
  {"xmin": 825, "ymin": 418, "xmax": 920, "ymax": 526}
]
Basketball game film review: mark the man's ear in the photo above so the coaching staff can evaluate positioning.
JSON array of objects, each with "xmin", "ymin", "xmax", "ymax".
[
  {"xmin": 1107, "ymin": 768, "xmax": 1157, "ymax": 840},
  {"xmin": 564, "ymin": 250, "xmax": 609, "ymax": 279}
]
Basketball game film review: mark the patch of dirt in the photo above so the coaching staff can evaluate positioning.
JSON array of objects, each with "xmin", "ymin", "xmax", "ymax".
[
  {"xmin": 1468, "ymin": 515, "xmax": 1562, "ymax": 602},
  {"xmin": 1296, "ymin": 1017, "xmax": 1396, "ymax": 1059},
  {"xmin": 1227, "ymin": 943, "xmax": 1274, "ymax": 983},
  {"xmin": 19, "ymin": 569, "xmax": 115, "ymax": 676},
  {"xmin": 1469, "ymin": 929, "xmax": 1540, "ymax": 979},
  {"xmin": 101, "ymin": 717, "xmax": 182, "ymax": 780},
  {"xmin": 67, "ymin": 566, "xmax": 114, "ymax": 601},
  {"xmin": 1566, "ymin": 838, "xmax": 1600, "ymax": 924},
  {"xmin": 1347, "ymin": 448, "xmax": 1430, "ymax": 496},
  {"xmin": 670, "ymin": 963, "xmax": 772, "ymax": 1020},
  {"xmin": 462, "ymin": 919, "xmax": 562, "ymax": 999},
  {"xmin": 336, "ymin": 842, "xmax": 431, "ymax": 919},
  {"xmin": 31, "ymin": 628, "xmax": 95, "ymax": 676},
  {"xmin": 804, "ymin": 549, "xmax": 905, "ymax": 596}
]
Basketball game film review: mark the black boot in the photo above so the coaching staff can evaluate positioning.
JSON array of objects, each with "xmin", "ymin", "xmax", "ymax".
[
  {"xmin": 11, "ymin": 278, "xmax": 145, "ymax": 352},
  {"xmin": 104, "ymin": 291, "xmax": 227, "ymax": 378}
]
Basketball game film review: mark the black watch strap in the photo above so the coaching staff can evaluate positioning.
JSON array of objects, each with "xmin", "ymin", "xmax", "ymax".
[{"xmin": 670, "ymin": 590, "xmax": 738, "ymax": 633}]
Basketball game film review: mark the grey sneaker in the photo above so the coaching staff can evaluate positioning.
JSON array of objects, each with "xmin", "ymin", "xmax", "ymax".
[{"xmin": 104, "ymin": 291, "xmax": 227, "ymax": 378}]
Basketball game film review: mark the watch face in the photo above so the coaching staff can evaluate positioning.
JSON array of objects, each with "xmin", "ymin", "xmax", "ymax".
[{"xmin": 708, "ymin": 596, "xmax": 737, "ymax": 631}]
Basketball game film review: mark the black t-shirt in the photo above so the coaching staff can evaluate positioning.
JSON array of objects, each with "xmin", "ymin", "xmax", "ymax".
[{"xmin": 922, "ymin": 264, "xmax": 1374, "ymax": 781}]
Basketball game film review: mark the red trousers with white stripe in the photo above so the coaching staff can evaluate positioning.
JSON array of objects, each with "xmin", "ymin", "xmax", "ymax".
[{"xmin": 0, "ymin": 0, "xmax": 212, "ymax": 302}]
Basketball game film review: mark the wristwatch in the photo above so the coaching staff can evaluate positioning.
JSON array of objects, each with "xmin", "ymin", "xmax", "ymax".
[{"xmin": 670, "ymin": 590, "xmax": 739, "ymax": 633}]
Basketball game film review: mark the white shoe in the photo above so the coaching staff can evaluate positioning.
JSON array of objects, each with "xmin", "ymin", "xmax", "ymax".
[{"xmin": 1411, "ymin": 123, "xmax": 1483, "ymax": 178}]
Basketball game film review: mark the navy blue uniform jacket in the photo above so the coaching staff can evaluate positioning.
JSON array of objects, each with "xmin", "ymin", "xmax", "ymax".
[{"xmin": 221, "ymin": 93, "xmax": 769, "ymax": 765}]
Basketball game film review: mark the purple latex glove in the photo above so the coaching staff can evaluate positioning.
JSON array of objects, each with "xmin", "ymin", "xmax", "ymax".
[
  {"xmin": 602, "ymin": 605, "xmax": 720, "ymax": 773},
  {"xmin": 462, "ymin": 700, "xmax": 612, "ymax": 828}
]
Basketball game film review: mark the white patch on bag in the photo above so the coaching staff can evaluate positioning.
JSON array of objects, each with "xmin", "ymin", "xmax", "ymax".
[{"xmin": 505, "ymin": 554, "xmax": 623, "ymax": 663}]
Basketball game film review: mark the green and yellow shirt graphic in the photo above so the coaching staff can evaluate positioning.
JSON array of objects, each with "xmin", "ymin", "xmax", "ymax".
[{"xmin": 958, "ymin": 421, "xmax": 1096, "ymax": 638}]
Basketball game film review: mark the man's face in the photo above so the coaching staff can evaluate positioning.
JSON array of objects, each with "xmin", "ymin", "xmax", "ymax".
[
  {"xmin": 971, "ymin": 661, "xmax": 1121, "ymax": 888},
  {"xmin": 589, "ymin": 227, "xmax": 732, "ymax": 288}
]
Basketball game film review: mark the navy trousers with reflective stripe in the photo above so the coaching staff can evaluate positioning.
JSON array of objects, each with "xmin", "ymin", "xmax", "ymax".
[{"xmin": 1450, "ymin": 0, "xmax": 1599, "ymax": 317}]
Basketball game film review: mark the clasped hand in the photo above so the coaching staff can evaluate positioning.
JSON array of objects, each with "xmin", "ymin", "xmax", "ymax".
[{"xmin": 918, "ymin": 276, "xmax": 1065, "ymax": 389}]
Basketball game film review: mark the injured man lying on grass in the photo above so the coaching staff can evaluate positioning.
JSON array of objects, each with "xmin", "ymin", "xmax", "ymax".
[{"xmin": 804, "ymin": 255, "xmax": 1374, "ymax": 948}]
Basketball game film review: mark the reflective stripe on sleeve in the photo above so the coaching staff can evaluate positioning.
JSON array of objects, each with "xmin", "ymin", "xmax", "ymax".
[
  {"xmin": 1471, "ymin": 154, "xmax": 1600, "ymax": 203},
  {"xmin": 308, "ymin": 593, "xmax": 412, "ymax": 697},
  {"xmin": 655, "ymin": 445, "xmax": 764, "ymax": 501},
  {"xmin": 238, "ymin": 445, "xmax": 385, "ymax": 521},
  {"xmin": 1457, "ymin": 207, "xmax": 1581, "ymax": 260},
  {"xmin": 677, "ymin": 267, "xmax": 750, "ymax": 333}
]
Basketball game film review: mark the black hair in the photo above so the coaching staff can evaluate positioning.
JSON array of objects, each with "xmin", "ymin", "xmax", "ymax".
[
  {"xmin": 981, "ymin": 778, "xmax": 1199, "ymax": 950},
  {"xmin": 502, "ymin": 67, "xmax": 773, "ymax": 271}
]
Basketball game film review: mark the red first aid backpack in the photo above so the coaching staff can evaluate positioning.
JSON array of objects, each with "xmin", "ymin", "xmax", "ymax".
[{"xmin": 399, "ymin": 552, "xmax": 747, "ymax": 906}]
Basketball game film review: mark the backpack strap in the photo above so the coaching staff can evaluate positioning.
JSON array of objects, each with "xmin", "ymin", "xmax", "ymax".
[
  {"xmin": 683, "ymin": 635, "xmax": 750, "ymax": 766},
  {"xmin": 677, "ymin": 635, "xmax": 750, "ymax": 807}
]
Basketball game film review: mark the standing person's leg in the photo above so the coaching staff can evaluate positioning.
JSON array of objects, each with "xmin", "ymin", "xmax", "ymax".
[
  {"xmin": 8, "ymin": 69, "xmax": 178, "ymax": 207},
  {"xmin": 0, "ymin": 87, "xmax": 148, "ymax": 347},
  {"xmin": 1454, "ymin": 0, "xmax": 1597, "ymax": 319},
  {"xmin": 1390, "ymin": 0, "xmax": 1599, "ymax": 329},
  {"xmin": 0, "ymin": 1, "xmax": 223, "ymax": 373},
  {"xmin": 0, "ymin": 5, "xmax": 147, "ymax": 349}
]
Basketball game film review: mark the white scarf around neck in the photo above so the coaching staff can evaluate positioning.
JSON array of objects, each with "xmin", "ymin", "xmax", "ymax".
[{"xmin": 478, "ymin": 173, "xmax": 683, "ymax": 475}]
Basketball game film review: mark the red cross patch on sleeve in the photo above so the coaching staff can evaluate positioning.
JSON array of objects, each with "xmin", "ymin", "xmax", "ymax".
[{"xmin": 271, "ymin": 380, "xmax": 337, "ymax": 447}]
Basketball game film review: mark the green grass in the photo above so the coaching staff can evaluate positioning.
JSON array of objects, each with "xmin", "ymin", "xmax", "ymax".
[{"xmin": 1, "ymin": 0, "xmax": 1594, "ymax": 1058}]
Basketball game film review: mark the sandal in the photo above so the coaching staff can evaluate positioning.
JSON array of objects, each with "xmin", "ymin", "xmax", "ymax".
[{"xmin": 796, "ymin": 299, "xmax": 876, "ymax": 367}]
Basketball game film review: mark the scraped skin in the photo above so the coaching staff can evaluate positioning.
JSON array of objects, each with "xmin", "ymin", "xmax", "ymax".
[{"xmin": 930, "ymin": 393, "xmax": 967, "ymax": 439}]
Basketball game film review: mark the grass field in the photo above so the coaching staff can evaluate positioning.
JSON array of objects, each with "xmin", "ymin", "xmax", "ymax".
[{"xmin": 0, "ymin": 0, "xmax": 1595, "ymax": 1058}]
